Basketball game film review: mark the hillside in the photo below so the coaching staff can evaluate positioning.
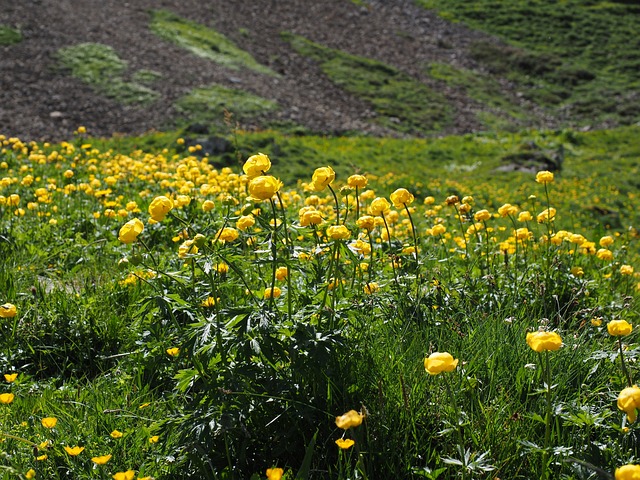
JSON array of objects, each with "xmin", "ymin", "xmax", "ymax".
[{"xmin": 1, "ymin": 0, "xmax": 639, "ymax": 142}]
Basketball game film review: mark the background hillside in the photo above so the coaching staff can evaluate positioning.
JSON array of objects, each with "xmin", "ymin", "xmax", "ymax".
[{"xmin": 1, "ymin": 0, "xmax": 638, "ymax": 142}]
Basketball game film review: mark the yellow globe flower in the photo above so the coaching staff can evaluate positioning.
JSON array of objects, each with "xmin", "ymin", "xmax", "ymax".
[
  {"xmin": 356, "ymin": 215, "xmax": 375, "ymax": 231},
  {"xmin": 25, "ymin": 469, "xmax": 36, "ymax": 479},
  {"xmin": 264, "ymin": 287, "xmax": 282, "ymax": 299},
  {"xmin": 148, "ymin": 435, "xmax": 160, "ymax": 444},
  {"xmin": 498, "ymin": 203, "xmax": 518, "ymax": 217},
  {"xmin": 473, "ymin": 209, "xmax": 491, "ymax": 222},
  {"xmin": 536, "ymin": 207, "xmax": 557, "ymax": 223},
  {"xmin": 0, "ymin": 303, "xmax": 18, "ymax": 318},
  {"xmin": 148, "ymin": 196, "xmax": 173, "ymax": 222},
  {"xmin": 41, "ymin": 417, "xmax": 58, "ymax": 428},
  {"xmin": 347, "ymin": 174, "xmax": 368, "ymax": 188},
  {"xmin": 202, "ymin": 200, "xmax": 215, "ymax": 212},
  {"xmin": 0, "ymin": 392, "xmax": 15, "ymax": 404},
  {"xmin": 112, "ymin": 470, "xmax": 136, "ymax": 480},
  {"xmin": 424, "ymin": 352, "xmax": 459, "ymax": 375},
  {"xmin": 216, "ymin": 227, "xmax": 239, "ymax": 243},
  {"xmin": 248, "ymin": 175, "xmax": 282, "ymax": 201},
  {"xmin": 311, "ymin": 166, "xmax": 336, "ymax": 191},
  {"xmin": 326, "ymin": 225, "xmax": 351, "ymax": 241},
  {"xmin": 335, "ymin": 410, "xmax": 364, "ymax": 430},
  {"xmin": 110, "ymin": 430, "xmax": 124, "ymax": 439},
  {"xmin": 608, "ymin": 320, "xmax": 633, "ymax": 337},
  {"xmin": 335, "ymin": 438, "xmax": 355, "ymax": 450},
  {"xmin": 299, "ymin": 207, "xmax": 323, "ymax": 227},
  {"xmin": 616, "ymin": 464, "xmax": 640, "ymax": 479},
  {"xmin": 243, "ymin": 153, "xmax": 271, "ymax": 178},
  {"xmin": 526, "ymin": 331, "xmax": 562, "ymax": 352},
  {"xmin": 535, "ymin": 170, "xmax": 554, "ymax": 184},
  {"xmin": 620, "ymin": 265, "xmax": 634, "ymax": 275},
  {"xmin": 236, "ymin": 215, "xmax": 255, "ymax": 231},
  {"xmin": 266, "ymin": 468, "xmax": 284, "ymax": 480},
  {"xmin": 166, "ymin": 347, "xmax": 179, "ymax": 357},
  {"xmin": 390, "ymin": 188, "xmax": 414, "ymax": 208},
  {"xmin": 91, "ymin": 454, "xmax": 112, "ymax": 465},
  {"xmin": 599, "ymin": 235, "xmax": 614, "ymax": 247},
  {"xmin": 369, "ymin": 197, "xmax": 391, "ymax": 216},
  {"xmin": 618, "ymin": 386, "xmax": 640, "ymax": 423},
  {"xmin": 64, "ymin": 445, "xmax": 85, "ymax": 456},
  {"xmin": 4, "ymin": 373, "xmax": 18, "ymax": 382},
  {"xmin": 517, "ymin": 211, "xmax": 533, "ymax": 222},
  {"xmin": 118, "ymin": 218, "xmax": 144, "ymax": 244},
  {"xmin": 596, "ymin": 248, "xmax": 614, "ymax": 261},
  {"xmin": 275, "ymin": 266, "xmax": 288, "ymax": 281}
]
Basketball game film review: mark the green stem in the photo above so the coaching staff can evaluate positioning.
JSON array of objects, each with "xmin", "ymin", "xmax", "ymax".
[
  {"xmin": 542, "ymin": 351, "xmax": 552, "ymax": 480},
  {"xmin": 618, "ymin": 337, "xmax": 633, "ymax": 387},
  {"xmin": 328, "ymin": 185, "xmax": 340, "ymax": 224}
]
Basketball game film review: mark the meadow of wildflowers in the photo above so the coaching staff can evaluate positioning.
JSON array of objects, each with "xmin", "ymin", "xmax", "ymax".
[{"xmin": 0, "ymin": 127, "xmax": 639, "ymax": 479}]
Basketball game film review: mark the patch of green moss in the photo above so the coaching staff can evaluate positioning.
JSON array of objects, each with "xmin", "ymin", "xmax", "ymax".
[
  {"xmin": 57, "ymin": 43, "xmax": 160, "ymax": 105},
  {"xmin": 0, "ymin": 25, "xmax": 22, "ymax": 45},
  {"xmin": 131, "ymin": 69, "xmax": 163, "ymax": 85},
  {"xmin": 284, "ymin": 32, "xmax": 451, "ymax": 135},
  {"xmin": 175, "ymin": 84, "xmax": 278, "ymax": 126},
  {"xmin": 149, "ymin": 10, "xmax": 276, "ymax": 76}
]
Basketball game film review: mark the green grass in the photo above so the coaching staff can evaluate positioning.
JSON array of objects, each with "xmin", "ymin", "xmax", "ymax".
[
  {"xmin": 175, "ymin": 84, "xmax": 278, "ymax": 127},
  {"xmin": 149, "ymin": 9, "xmax": 276, "ymax": 77},
  {"xmin": 56, "ymin": 43, "xmax": 160, "ymax": 105},
  {"xmin": 0, "ymin": 25, "xmax": 21, "ymax": 45},
  {"xmin": 284, "ymin": 32, "xmax": 452, "ymax": 135},
  {"xmin": 417, "ymin": 0, "xmax": 640, "ymax": 126}
]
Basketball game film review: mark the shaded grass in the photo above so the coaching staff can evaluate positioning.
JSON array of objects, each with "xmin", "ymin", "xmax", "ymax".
[
  {"xmin": 175, "ymin": 84, "xmax": 278, "ymax": 127},
  {"xmin": 149, "ymin": 9, "xmax": 276, "ymax": 77},
  {"xmin": 56, "ymin": 43, "xmax": 160, "ymax": 106},
  {"xmin": 417, "ymin": 0, "xmax": 640, "ymax": 126},
  {"xmin": 283, "ymin": 32, "xmax": 452, "ymax": 135}
]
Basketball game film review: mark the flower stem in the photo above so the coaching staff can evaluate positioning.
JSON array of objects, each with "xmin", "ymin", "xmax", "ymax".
[{"xmin": 618, "ymin": 337, "xmax": 633, "ymax": 387}]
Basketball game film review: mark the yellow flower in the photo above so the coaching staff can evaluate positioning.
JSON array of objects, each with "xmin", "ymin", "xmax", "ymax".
[
  {"xmin": 110, "ymin": 429, "xmax": 124, "ymax": 439},
  {"xmin": 112, "ymin": 471, "xmax": 136, "ymax": 480},
  {"xmin": 536, "ymin": 207, "xmax": 556, "ymax": 223},
  {"xmin": 148, "ymin": 196, "xmax": 173, "ymax": 222},
  {"xmin": 248, "ymin": 175, "xmax": 282, "ymax": 201},
  {"xmin": 236, "ymin": 215, "xmax": 255, "ymax": 231},
  {"xmin": 326, "ymin": 225, "xmax": 351, "ymax": 241},
  {"xmin": 570, "ymin": 266, "xmax": 584, "ymax": 276},
  {"xmin": 526, "ymin": 331, "xmax": 562, "ymax": 352},
  {"xmin": 363, "ymin": 282, "xmax": 379, "ymax": 295},
  {"xmin": 92, "ymin": 454, "xmax": 112, "ymax": 465},
  {"xmin": 596, "ymin": 248, "xmax": 614, "ymax": 261},
  {"xmin": 243, "ymin": 153, "xmax": 271, "ymax": 178},
  {"xmin": 517, "ymin": 211, "xmax": 533, "ymax": 222},
  {"xmin": 264, "ymin": 287, "xmax": 282, "ymax": 299},
  {"xmin": 4, "ymin": 373, "xmax": 17, "ymax": 382},
  {"xmin": 498, "ymin": 203, "xmax": 518, "ymax": 217},
  {"xmin": 616, "ymin": 464, "xmax": 640, "ymax": 479},
  {"xmin": 347, "ymin": 174, "xmax": 368, "ymax": 188},
  {"xmin": 356, "ymin": 215, "xmax": 375, "ymax": 231},
  {"xmin": 216, "ymin": 227, "xmax": 239, "ymax": 243},
  {"xmin": 535, "ymin": 170, "xmax": 554, "ymax": 184},
  {"xmin": 424, "ymin": 352, "xmax": 459, "ymax": 375},
  {"xmin": 369, "ymin": 197, "xmax": 391, "ymax": 216},
  {"xmin": 216, "ymin": 263, "xmax": 229, "ymax": 274},
  {"xmin": 390, "ymin": 188, "xmax": 414, "ymax": 208},
  {"xmin": 275, "ymin": 266, "xmax": 289, "ymax": 281},
  {"xmin": 64, "ymin": 445, "xmax": 85, "ymax": 456},
  {"xmin": 608, "ymin": 320, "xmax": 633, "ymax": 337},
  {"xmin": 41, "ymin": 417, "xmax": 58, "ymax": 428},
  {"xmin": 166, "ymin": 347, "xmax": 179, "ymax": 357},
  {"xmin": 445, "ymin": 195, "xmax": 459, "ymax": 206},
  {"xmin": 618, "ymin": 386, "xmax": 640, "ymax": 423},
  {"xmin": 266, "ymin": 468, "xmax": 284, "ymax": 480},
  {"xmin": 335, "ymin": 410, "xmax": 364, "ymax": 430},
  {"xmin": 299, "ymin": 207, "xmax": 323, "ymax": 227},
  {"xmin": 599, "ymin": 235, "xmax": 614, "ymax": 247},
  {"xmin": 0, "ymin": 392, "xmax": 14, "ymax": 404},
  {"xmin": 335, "ymin": 438, "xmax": 355, "ymax": 449},
  {"xmin": 311, "ymin": 166, "xmax": 336, "ymax": 191},
  {"xmin": 118, "ymin": 218, "xmax": 144, "ymax": 244},
  {"xmin": 0, "ymin": 303, "xmax": 17, "ymax": 318},
  {"xmin": 202, "ymin": 200, "xmax": 215, "ymax": 212},
  {"xmin": 201, "ymin": 296, "xmax": 219, "ymax": 308},
  {"xmin": 36, "ymin": 454, "xmax": 47, "ymax": 461},
  {"xmin": 590, "ymin": 318, "xmax": 603, "ymax": 327},
  {"xmin": 620, "ymin": 265, "xmax": 634, "ymax": 275},
  {"xmin": 148, "ymin": 435, "xmax": 160, "ymax": 444},
  {"xmin": 473, "ymin": 209, "xmax": 491, "ymax": 222},
  {"xmin": 25, "ymin": 469, "xmax": 36, "ymax": 479}
]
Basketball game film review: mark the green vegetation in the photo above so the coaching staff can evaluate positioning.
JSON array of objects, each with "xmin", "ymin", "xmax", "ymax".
[
  {"xmin": 417, "ymin": 0, "xmax": 640, "ymax": 126},
  {"xmin": 149, "ymin": 9, "xmax": 276, "ymax": 76},
  {"xmin": 428, "ymin": 62, "xmax": 529, "ymax": 129},
  {"xmin": 1, "ymin": 126, "xmax": 639, "ymax": 478},
  {"xmin": 0, "ymin": 25, "xmax": 21, "ymax": 45},
  {"xmin": 175, "ymin": 84, "xmax": 278, "ymax": 127},
  {"xmin": 284, "ymin": 32, "xmax": 452, "ymax": 134},
  {"xmin": 56, "ymin": 43, "xmax": 160, "ymax": 105}
]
